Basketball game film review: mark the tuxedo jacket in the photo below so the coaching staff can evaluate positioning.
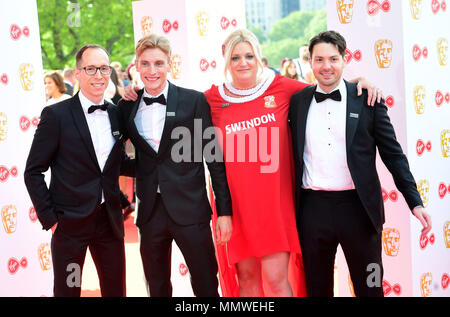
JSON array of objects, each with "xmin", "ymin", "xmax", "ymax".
[
  {"xmin": 289, "ymin": 81, "xmax": 423, "ymax": 233},
  {"xmin": 24, "ymin": 94, "xmax": 132, "ymax": 239},
  {"xmin": 118, "ymin": 82, "xmax": 232, "ymax": 228}
]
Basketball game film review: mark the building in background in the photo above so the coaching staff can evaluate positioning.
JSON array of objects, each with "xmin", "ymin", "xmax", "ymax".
[
  {"xmin": 281, "ymin": 0, "xmax": 299, "ymax": 17},
  {"xmin": 245, "ymin": 0, "xmax": 281, "ymax": 33},
  {"xmin": 299, "ymin": 0, "xmax": 326, "ymax": 11},
  {"xmin": 246, "ymin": 0, "xmax": 326, "ymax": 35}
]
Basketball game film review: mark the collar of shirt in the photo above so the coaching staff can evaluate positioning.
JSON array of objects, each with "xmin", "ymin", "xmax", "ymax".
[
  {"xmin": 316, "ymin": 78, "xmax": 346, "ymax": 97},
  {"xmin": 142, "ymin": 80, "xmax": 169, "ymax": 103},
  {"xmin": 78, "ymin": 90, "xmax": 106, "ymax": 114}
]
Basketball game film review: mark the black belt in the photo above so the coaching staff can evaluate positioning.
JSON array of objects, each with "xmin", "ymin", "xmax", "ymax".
[{"xmin": 301, "ymin": 188, "xmax": 357, "ymax": 199}]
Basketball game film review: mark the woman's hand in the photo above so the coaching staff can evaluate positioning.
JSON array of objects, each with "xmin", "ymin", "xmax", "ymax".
[
  {"xmin": 354, "ymin": 77, "xmax": 385, "ymax": 106},
  {"xmin": 215, "ymin": 216, "xmax": 232, "ymax": 245}
]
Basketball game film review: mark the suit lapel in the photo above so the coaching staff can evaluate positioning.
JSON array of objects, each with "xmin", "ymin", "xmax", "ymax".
[
  {"xmin": 69, "ymin": 94, "xmax": 100, "ymax": 170},
  {"xmin": 157, "ymin": 82, "xmax": 178, "ymax": 157},
  {"xmin": 345, "ymin": 80, "xmax": 362, "ymax": 152},
  {"xmin": 296, "ymin": 86, "xmax": 315, "ymax": 162},
  {"xmin": 128, "ymin": 89, "xmax": 158, "ymax": 158},
  {"xmin": 106, "ymin": 101, "xmax": 121, "ymax": 142}
]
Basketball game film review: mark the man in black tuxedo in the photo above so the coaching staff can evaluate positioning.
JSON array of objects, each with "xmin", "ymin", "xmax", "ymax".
[
  {"xmin": 289, "ymin": 31, "xmax": 432, "ymax": 297},
  {"xmin": 118, "ymin": 34, "xmax": 232, "ymax": 297},
  {"xmin": 24, "ymin": 44, "xmax": 133, "ymax": 297}
]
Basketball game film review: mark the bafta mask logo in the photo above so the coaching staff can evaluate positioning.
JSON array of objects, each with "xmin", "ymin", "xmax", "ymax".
[
  {"xmin": 170, "ymin": 54, "xmax": 182, "ymax": 80},
  {"xmin": 38, "ymin": 243, "xmax": 52, "ymax": 271},
  {"xmin": 420, "ymin": 272, "xmax": 432, "ymax": 297},
  {"xmin": 374, "ymin": 39, "xmax": 393, "ymax": 68},
  {"xmin": 441, "ymin": 129, "xmax": 450, "ymax": 158},
  {"xmin": 196, "ymin": 11, "xmax": 208, "ymax": 36},
  {"xmin": 414, "ymin": 86, "xmax": 426, "ymax": 114},
  {"xmin": 0, "ymin": 112, "xmax": 7, "ymax": 141},
  {"xmin": 382, "ymin": 228, "xmax": 400, "ymax": 257},
  {"xmin": 141, "ymin": 16, "xmax": 153, "ymax": 37},
  {"xmin": 336, "ymin": 0, "xmax": 354, "ymax": 24},
  {"xmin": 19, "ymin": 63, "xmax": 35, "ymax": 91},
  {"xmin": 444, "ymin": 221, "xmax": 450, "ymax": 248},
  {"xmin": 1, "ymin": 205, "xmax": 17, "ymax": 234},
  {"xmin": 417, "ymin": 179, "xmax": 429, "ymax": 208},
  {"xmin": 410, "ymin": 0, "xmax": 423, "ymax": 19},
  {"xmin": 437, "ymin": 38, "xmax": 448, "ymax": 66}
]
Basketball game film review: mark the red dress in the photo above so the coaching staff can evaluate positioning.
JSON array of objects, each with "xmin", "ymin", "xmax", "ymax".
[{"xmin": 204, "ymin": 74, "xmax": 309, "ymax": 296}]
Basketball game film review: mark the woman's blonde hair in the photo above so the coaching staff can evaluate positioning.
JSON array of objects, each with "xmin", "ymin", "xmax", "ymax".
[
  {"xmin": 281, "ymin": 60, "xmax": 298, "ymax": 80},
  {"xmin": 222, "ymin": 29, "xmax": 264, "ymax": 81},
  {"xmin": 135, "ymin": 34, "xmax": 172, "ymax": 61}
]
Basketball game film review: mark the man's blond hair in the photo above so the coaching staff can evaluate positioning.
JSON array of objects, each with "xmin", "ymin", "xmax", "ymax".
[{"xmin": 135, "ymin": 34, "xmax": 172, "ymax": 60}]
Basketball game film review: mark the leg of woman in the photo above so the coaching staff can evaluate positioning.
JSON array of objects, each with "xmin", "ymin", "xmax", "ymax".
[
  {"xmin": 236, "ymin": 257, "xmax": 264, "ymax": 297},
  {"xmin": 261, "ymin": 251, "xmax": 292, "ymax": 297}
]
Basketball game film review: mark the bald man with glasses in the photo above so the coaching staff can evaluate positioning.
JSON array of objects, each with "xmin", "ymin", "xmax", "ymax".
[{"xmin": 24, "ymin": 44, "xmax": 134, "ymax": 297}]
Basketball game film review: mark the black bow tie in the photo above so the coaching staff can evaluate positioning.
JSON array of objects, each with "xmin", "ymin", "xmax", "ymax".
[
  {"xmin": 144, "ymin": 95, "xmax": 166, "ymax": 106},
  {"xmin": 87, "ymin": 103, "xmax": 108, "ymax": 114},
  {"xmin": 314, "ymin": 90, "xmax": 342, "ymax": 103}
]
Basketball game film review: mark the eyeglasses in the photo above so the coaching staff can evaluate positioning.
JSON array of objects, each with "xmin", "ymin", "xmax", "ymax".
[{"xmin": 78, "ymin": 65, "xmax": 112, "ymax": 76}]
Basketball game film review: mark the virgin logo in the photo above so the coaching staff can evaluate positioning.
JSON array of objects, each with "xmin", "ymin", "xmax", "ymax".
[
  {"xmin": 10, "ymin": 24, "xmax": 30, "ymax": 41},
  {"xmin": 367, "ymin": 0, "xmax": 391, "ymax": 16},
  {"xmin": 420, "ymin": 233, "xmax": 435, "ymax": 250},
  {"xmin": 438, "ymin": 183, "xmax": 450, "ymax": 199},
  {"xmin": 413, "ymin": 45, "xmax": 428, "ymax": 61},
  {"xmin": 7, "ymin": 257, "xmax": 27, "ymax": 274},
  {"xmin": 432, "ymin": 0, "xmax": 446, "ymax": 14},
  {"xmin": 179, "ymin": 263, "xmax": 188, "ymax": 276},
  {"xmin": 199, "ymin": 58, "xmax": 216, "ymax": 72},
  {"xmin": 345, "ymin": 49, "xmax": 362, "ymax": 63},
  {"xmin": 442, "ymin": 273, "xmax": 450, "ymax": 289},
  {"xmin": 162, "ymin": 19, "xmax": 179, "ymax": 33},
  {"xmin": 382, "ymin": 188, "xmax": 398, "ymax": 202},
  {"xmin": 382, "ymin": 280, "xmax": 401, "ymax": 296},
  {"xmin": 220, "ymin": 17, "xmax": 237, "ymax": 30},
  {"xmin": 385, "ymin": 95, "xmax": 394, "ymax": 108},
  {"xmin": 20, "ymin": 116, "xmax": 40, "ymax": 131},
  {"xmin": 1, "ymin": 74, "xmax": 7, "ymax": 85},
  {"xmin": 29, "ymin": 207, "xmax": 38, "ymax": 222},
  {"xmin": 416, "ymin": 139, "xmax": 432, "ymax": 156},
  {"xmin": 0, "ymin": 166, "xmax": 18, "ymax": 182},
  {"xmin": 435, "ymin": 91, "xmax": 450, "ymax": 106}
]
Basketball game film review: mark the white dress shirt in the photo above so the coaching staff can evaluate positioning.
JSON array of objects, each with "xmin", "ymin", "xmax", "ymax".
[
  {"xmin": 302, "ymin": 79, "xmax": 355, "ymax": 191},
  {"xmin": 78, "ymin": 91, "xmax": 115, "ymax": 202},
  {"xmin": 134, "ymin": 82, "xmax": 168, "ymax": 153}
]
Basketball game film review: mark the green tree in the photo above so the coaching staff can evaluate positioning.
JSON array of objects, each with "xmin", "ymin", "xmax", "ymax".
[
  {"xmin": 268, "ymin": 10, "xmax": 315, "ymax": 43},
  {"xmin": 37, "ymin": 0, "xmax": 135, "ymax": 70},
  {"xmin": 261, "ymin": 9, "xmax": 326, "ymax": 69},
  {"xmin": 248, "ymin": 25, "xmax": 267, "ymax": 44}
]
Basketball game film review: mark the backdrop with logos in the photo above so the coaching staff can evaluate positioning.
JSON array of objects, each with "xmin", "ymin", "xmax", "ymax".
[
  {"xmin": 0, "ymin": 0, "xmax": 52, "ymax": 297},
  {"xmin": 328, "ymin": 0, "xmax": 449, "ymax": 297}
]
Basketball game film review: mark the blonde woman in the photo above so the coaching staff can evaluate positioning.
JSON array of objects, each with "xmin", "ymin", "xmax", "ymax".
[{"xmin": 281, "ymin": 60, "xmax": 299, "ymax": 80}]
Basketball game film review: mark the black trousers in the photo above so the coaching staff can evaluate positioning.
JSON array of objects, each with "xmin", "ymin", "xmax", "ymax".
[
  {"xmin": 298, "ymin": 189, "xmax": 384, "ymax": 297},
  {"xmin": 51, "ymin": 204, "xmax": 126, "ymax": 297},
  {"xmin": 139, "ymin": 194, "xmax": 219, "ymax": 297}
]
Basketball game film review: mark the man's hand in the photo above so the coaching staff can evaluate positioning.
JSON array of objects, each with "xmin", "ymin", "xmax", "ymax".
[
  {"xmin": 412, "ymin": 206, "xmax": 432, "ymax": 236},
  {"xmin": 215, "ymin": 216, "xmax": 232, "ymax": 245},
  {"xmin": 355, "ymin": 77, "xmax": 384, "ymax": 106},
  {"xmin": 123, "ymin": 84, "xmax": 139, "ymax": 101}
]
